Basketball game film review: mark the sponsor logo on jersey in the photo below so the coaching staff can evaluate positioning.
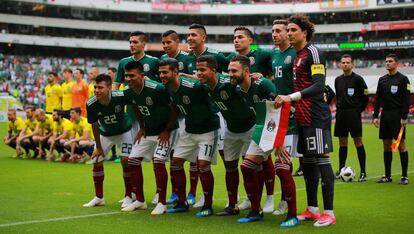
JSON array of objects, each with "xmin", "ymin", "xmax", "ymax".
[
  {"xmin": 249, "ymin": 57, "xmax": 255, "ymax": 65},
  {"xmin": 220, "ymin": 90, "xmax": 229, "ymax": 100},
  {"xmin": 347, "ymin": 88, "xmax": 354, "ymax": 96},
  {"xmin": 146, "ymin": 97, "xmax": 153, "ymax": 106},
  {"xmin": 183, "ymin": 95, "xmax": 191, "ymax": 104},
  {"xmin": 311, "ymin": 64, "xmax": 325, "ymax": 76},
  {"xmin": 143, "ymin": 64, "xmax": 150, "ymax": 72},
  {"xmin": 266, "ymin": 118, "xmax": 276, "ymax": 132},
  {"xmin": 114, "ymin": 105, "xmax": 122, "ymax": 113},
  {"xmin": 284, "ymin": 55, "xmax": 292, "ymax": 64},
  {"xmin": 390, "ymin": 85, "xmax": 398, "ymax": 94}
]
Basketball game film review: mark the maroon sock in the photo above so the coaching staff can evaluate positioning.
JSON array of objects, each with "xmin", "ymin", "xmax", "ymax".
[
  {"xmin": 225, "ymin": 168, "xmax": 239, "ymax": 207},
  {"xmin": 128, "ymin": 157, "xmax": 145, "ymax": 202},
  {"xmin": 263, "ymin": 156, "xmax": 275, "ymax": 196},
  {"xmin": 153, "ymin": 158, "xmax": 168, "ymax": 204},
  {"xmin": 121, "ymin": 158, "xmax": 132, "ymax": 198},
  {"xmin": 171, "ymin": 165, "xmax": 186, "ymax": 203},
  {"xmin": 199, "ymin": 165, "xmax": 214, "ymax": 208},
  {"xmin": 189, "ymin": 162, "xmax": 198, "ymax": 196},
  {"xmin": 241, "ymin": 159, "xmax": 260, "ymax": 212},
  {"xmin": 275, "ymin": 162, "xmax": 285, "ymax": 200},
  {"xmin": 257, "ymin": 165, "xmax": 265, "ymax": 202},
  {"xmin": 93, "ymin": 165, "xmax": 104, "ymax": 198},
  {"xmin": 275, "ymin": 163, "xmax": 297, "ymax": 218}
]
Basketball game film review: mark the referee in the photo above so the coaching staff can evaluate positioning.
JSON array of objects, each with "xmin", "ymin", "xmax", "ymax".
[
  {"xmin": 334, "ymin": 54, "xmax": 369, "ymax": 182},
  {"xmin": 373, "ymin": 54, "xmax": 410, "ymax": 185}
]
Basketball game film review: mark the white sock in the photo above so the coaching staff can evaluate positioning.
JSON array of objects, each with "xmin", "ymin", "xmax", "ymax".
[
  {"xmin": 324, "ymin": 210, "xmax": 334, "ymax": 217},
  {"xmin": 308, "ymin": 206, "xmax": 319, "ymax": 213},
  {"xmin": 266, "ymin": 195, "xmax": 274, "ymax": 200}
]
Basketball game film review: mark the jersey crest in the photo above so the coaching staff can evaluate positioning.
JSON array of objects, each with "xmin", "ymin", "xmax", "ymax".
[
  {"xmin": 249, "ymin": 56, "xmax": 255, "ymax": 65},
  {"xmin": 179, "ymin": 62, "xmax": 184, "ymax": 71},
  {"xmin": 143, "ymin": 64, "xmax": 150, "ymax": 72},
  {"xmin": 114, "ymin": 105, "xmax": 122, "ymax": 113},
  {"xmin": 284, "ymin": 56, "xmax": 292, "ymax": 64},
  {"xmin": 253, "ymin": 95, "xmax": 260, "ymax": 103},
  {"xmin": 146, "ymin": 97, "xmax": 154, "ymax": 106},
  {"xmin": 220, "ymin": 90, "xmax": 229, "ymax": 100},
  {"xmin": 347, "ymin": 88, "xmax": 354, "ymax": 96},
  {"xmin": 390, "ymin": 85, "xmax": 398, "ymax": 94},
  {"xmin": 183, "ymin": 95, "xmax": 191, "ymax": 104}
]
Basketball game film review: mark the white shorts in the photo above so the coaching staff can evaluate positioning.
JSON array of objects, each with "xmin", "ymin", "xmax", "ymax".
[
  {"xmin": 217, "ymin": 113, "xmax": 226, "ymax": 151},
  {"xmin": 130, "ymin": 130, "xmax": 178, "ymax": 161},
  {"xmin": 223, "ymin": 125, "xmax": 254, "ymax": 162},
  {"xmin": 174, "ymin": 129, "xmax": 219, "ymax": 164},
  {"xmin": 283, "ymin": 134, "xmax": 302, "ymax": 158},
  {"xmin": 246, "ymin": 140, "xmax": 273, "ymax": 158},
  {"xmin": 131, "ymin": 121, "xmax": 140, "ymax": 138},
  {"xmin": 98, "ymin": 130, "xmax": 133, "ymax": 157},
  {"xmin": 178, "ymin": 117, "xmax": 185, "ymax": 136}
]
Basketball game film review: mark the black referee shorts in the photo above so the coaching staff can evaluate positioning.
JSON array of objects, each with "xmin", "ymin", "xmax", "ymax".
[
  {"xmin": 334, "ymin": 109, "xmax": 362, "ymax": 138},
  {"xmin": 298, "ymin": 126, "xmax": 333, "ymax": 155},
  {"xmin": 380, "ymin": 110, "xmax": 406, "ymax": 140}
]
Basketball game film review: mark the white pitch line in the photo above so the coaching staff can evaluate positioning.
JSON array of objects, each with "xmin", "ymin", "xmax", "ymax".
[{"xmin": 0, "ymin": 171, "xmax": 412, "ymax": 227}]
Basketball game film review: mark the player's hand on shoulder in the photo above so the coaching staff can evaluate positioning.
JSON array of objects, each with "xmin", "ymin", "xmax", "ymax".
[
  {"xmin": 250, "ymin": 73, "xmax": 263, "ymax": 80},
  {"xmin": 179, "ymin": 73, "xmax": 199, "ymax": 80}
]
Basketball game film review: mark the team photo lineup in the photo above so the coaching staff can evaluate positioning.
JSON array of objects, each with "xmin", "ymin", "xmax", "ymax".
[{"xmin": 2, "ymin": 9, "xmax": 412, "ymax": 231}]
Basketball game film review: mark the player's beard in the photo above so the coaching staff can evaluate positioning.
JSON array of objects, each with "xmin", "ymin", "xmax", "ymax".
[{"xmin": 230, "ymin": 74, "xmax": 243, "ymax": 86}]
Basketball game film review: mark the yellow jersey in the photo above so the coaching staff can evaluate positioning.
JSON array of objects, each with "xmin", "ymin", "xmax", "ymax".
[
  {"xmin": 61, "ymin": 81, "xmax": 75, "ymax": 111},
  {"xmin": 8, "ymin": 117, "xmax": 25, "ymax": 135},
  {"xmin": 24, "ymin": 118, "xmax": 38, "ymax": 134},
  {"xmin": 45, "ymin": 83, "xmax": 63, "ymax": 113},
  {"xmin": 36, "ymin": 114, "xmax": 54, "ymax": 134},
  {"xmin": 72, "ymin": 117, "xmax": 94, "ymax": 140},
  {"xmin": 53, "ymin": 118, "xmax": 73, "ymax": 136},
  {"xmin": 88, "ymin": 83, "xmax": 95, "ymax": 98}
]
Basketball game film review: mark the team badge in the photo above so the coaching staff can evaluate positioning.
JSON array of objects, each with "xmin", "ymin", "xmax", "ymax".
[
  {"xmin": 188, "ymin": 63, "xmax": 193, "ymax": 68},
  {"xmin": 347, "ymin": 88, "xmax": 354, "ymax": 96},
  {"xmin": 220, "ymin": 90, "xmax": 229, "ymax": 100},
  {"xmin": 284, "ymin": 56, "xmax": 292, "ymax": 64},
  {"xmin": 253, "ymin": 94, "xmax": 260, "ymax": 103},
  {"xmin": 114, "ymin": 105, "xmax": 122, "ymax": 113},
  {"xmin": 146, "ymin": 97, "xmax": 153, "ymax": 106},
  {"xmin": 143, "ymin": 64, "xmax": 150, "ymax": 72},
  {"xmin": 183, "ymin": 95, "xmax": 191, "ymax": 104},
  {"xmin": 266, "ymin": 118, "xmax": 276, "ymax": 132},
  {"xmin": 179, "ymin": 62, "xmax": 184, "ymax": 71},
  {"xmin": 249, "ymin": 57, "xmax": 255, "ymax": 65},
  {"xmin": 132, "ymin": 100, "xmax": 136, "ymax": 104},
  {"xmin": 390, "ymin": 85, "xmax": 398, "ymax": 94},
  {"xmin": 98, "ymin": 112, "xmax": 102, "ymax": 116}
]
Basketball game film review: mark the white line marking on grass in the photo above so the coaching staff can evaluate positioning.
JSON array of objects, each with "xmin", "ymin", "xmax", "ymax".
[{"xmin": 0, "ymin": 211, "xmax": 120, "ymax": 228}]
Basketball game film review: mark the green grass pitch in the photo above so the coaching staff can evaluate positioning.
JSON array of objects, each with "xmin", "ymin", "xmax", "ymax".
[{"xmin": 0, "ymin": 123, "xmax": 413, "ymax": 233}]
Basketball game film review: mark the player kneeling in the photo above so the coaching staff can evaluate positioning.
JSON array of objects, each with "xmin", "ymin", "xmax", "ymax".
[
  {"xmin": 47, "ymin": 109, "xmax": 72, "ymax": 161},
  {"xmin": 32, "ymin": 109, "xmax": 54, "ymax": 159},
  {"xmin": 4, "ymin": 109, "xmax": 25, "ymax": 157},
  {"xmin": 83, "ymin": 74, "xmax": 134, "ymax": 208}
]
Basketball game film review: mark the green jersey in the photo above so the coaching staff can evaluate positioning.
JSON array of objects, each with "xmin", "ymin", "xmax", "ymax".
[
  {"xmin": 168, "ymin": 77, "xmax": 220, "ymax": 134},
  {"xmin": 237, "ymin": 77, "xmax": 277, "ymax": 126},
  {"xmin": 123, "ymin": 80, "xmax": 177, "ymax": 136},
  {"xmin": 160, "ymin": 50, "xmax": 189, "ymax": 73},
  {"xmin": 208, "ymin": 74, "xmax": 255, "ymax": 133},
  {"xmin": 115, "ymin": 54, "xmax": 160, "ymax": 83},
  {"xmin": 186, "ymin": 47, "xmax": 229, "ymax": 75},
  {"xmin": 227, "ymin": 48, "xmax": 272, "ymax": 76},
  {"xmin": 270, "ymin": 47, "xmax": 298, "ymax": 134},
  {"xmin": 86, "ymin": 91, "xmax": 132, "ymax": 137}
]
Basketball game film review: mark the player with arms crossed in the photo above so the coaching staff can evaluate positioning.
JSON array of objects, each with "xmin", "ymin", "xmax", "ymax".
[
  {"xmin": 83, "ymin": 74, "xmax": 133, "ymax": 208},
  {"xmin": 274, "ymin": 14, "xmax": 335, "ymax": 227}
]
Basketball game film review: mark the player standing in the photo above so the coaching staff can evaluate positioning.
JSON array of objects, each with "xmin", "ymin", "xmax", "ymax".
[
  {"xmin": 61, "ymin": 68, "xmax": 75, "ymax": 119},
  {"xmin": 88, "ymin": 66, "xmax": 99, "ymax": 98},
  {"xmin": 83, "ymin": 74, "xmax": 134, "ymax": 208},
  {"xmin": 334, "ymin": 54, "xmax": 369, "ymax": 181},
  {"xmin": 373, "ymin": 54, "xmax": 410, "ymax": 185},
  {"xmin": 44, "ymin": 72, "xmax": 62, "ymax": 114},
  {"xmin": 71, "ymin": 69, "xmax": 89, "ymax": 117}
]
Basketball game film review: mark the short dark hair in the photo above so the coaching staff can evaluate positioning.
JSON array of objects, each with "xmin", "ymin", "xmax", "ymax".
[
  {"xmin": 129, "ymin": 31, "xmax": 147, "ymax": 42},
  {"xmin": 273, "ymin": 19, "xmax": 288, "ymax": 26},
  {"xmin": 95, "ymin": 74, "xmax": 112, "ymax": 86},
  {"xmin": 288, "ymin": 14, "xmax": 315, "ymax": 42},
  {"xmin": 76, "ymin": 68, "xmax": 84, "ymax": 75},
  {"xmin": 63, "ymin": 68, "xmax": 72, "ymax": 74},
  {"xmin": 189, "ymin": 23, "xmax": 207, "ymax": 35},
  {"xmin": 197, "ymin": 55, "xmax": 217, "ymax": 70},
  {"xmin": 341, "ymin": 54, "xmax": 353, "ymax": 61},
  {"xmin": 48, "ymin": 72, "xmax": 58, "ymax": 77},
  {"xmin": 53, "ymin": 109, "xmax": 63, "ymax": 117},
  {"xmin": 107, "ymin": 67, "xmax": 117, "ymax": 73},
  {"xmin": 162, "ymin": 30, "xmax": 180, "ymax": 41},
  {"xmin": 159, "ymin": 58, "xmax": 179, "ymax": 72},
  {"xmin": 25, "ymin": 105, "xmax": 35, "ymax": 112},
  {"xmin": 230, "ymin": 55, "xmax": 251, "ymax": 71},
  {"xmin": 234, "ymin": 26, "xmax": 253, "ymax": 39},
  {"xmin": 386, "ymin": 53, "xmax": 398, "ymax": 62},
  {"xmin": 124, "ymin": 61, "xmax": 144, "ymax": 73},
  {"xmin": 70, "ymin": 107, "xmax": 82, "ymax": 114}
]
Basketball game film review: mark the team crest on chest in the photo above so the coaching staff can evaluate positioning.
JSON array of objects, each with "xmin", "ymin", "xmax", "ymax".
[
  {"xmin": 284, "ymin": 56, "xmax": 292, "ymax": 64},
  {"xmin": 347, "ymin": 88, "xmax": 354, "ymax": 96},
  {"xmin": 220, "ymin": 90, "xmax": 229, "ymax": 100},
  {"xmin": 183, "ymin": 95, "xmax": 191, "ymax": 104},
  {"xmin": 179, "ymin": 62, "xmax": 184, "ymax": 71},
  {"xmin": 143, "ymin": 64, "xmax": 150, "ymax": 72},
  {"xmin": 132, "ymin": 100, "xmax": 136, "ymax": 104},
  {"xmin": 253, "ymin": 95, "xmax": 260, "ymax": 103},
  {"xmin": 114, "ymin": 105, "xmax": 122, "ymax": 113},
  {"xmin": 249, "ymin": 57, "xmax": 255, "ymax": 65},
  {"xmin": 146, "ymin": 97, "xmax": 153, "ymax": 105},
  {"xmin": 390, "ymin": 85, "xmax": 398, "ymax": 94}
]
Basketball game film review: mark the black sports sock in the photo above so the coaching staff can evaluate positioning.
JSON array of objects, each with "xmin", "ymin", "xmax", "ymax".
[
  {"xmin": 400, "ymin": 151, "xmax": 408, "ymax": 178},
  {"xmin": 339, "ymin": 146, "xmax": 347, "ymax": 171},
  {"xmin": 302, "ymin": 156, "xmax": 319, "ymax": 207},
  {"xmin": 317, "ymin": 156, "xmax": 334, "ymax": 211},
  {"xmin": 384, "ymin": 151, "xmax": 393, "ymax": 178},
  {"xmin": 357, "ymin": 145, "xmax": 366, "ymax": 174}
]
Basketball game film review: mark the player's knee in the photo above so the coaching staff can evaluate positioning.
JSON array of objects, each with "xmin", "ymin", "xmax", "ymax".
[
  {"xmin": 240, "ymin": 158, "xmax": 258, "ymax": 175},
  {"xmin": 120, "ymin": 156, "xmax": 129, "ymax": 167},
  {"xmin": 128, "ymin": 157, "xmax": 142, "ymax": 167},
  {"xmin": 224, "ymin": 160, "xmax": 238, "ymax": 172},
  {"xmin": 398, "ymin": 140, "xmax": 407, "ymax": 152}
]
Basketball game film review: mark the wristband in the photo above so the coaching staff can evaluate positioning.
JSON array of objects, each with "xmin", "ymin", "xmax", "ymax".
[{"xmin": 289, "ymin": 92, "xmax": 301, "ymax": 101}]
